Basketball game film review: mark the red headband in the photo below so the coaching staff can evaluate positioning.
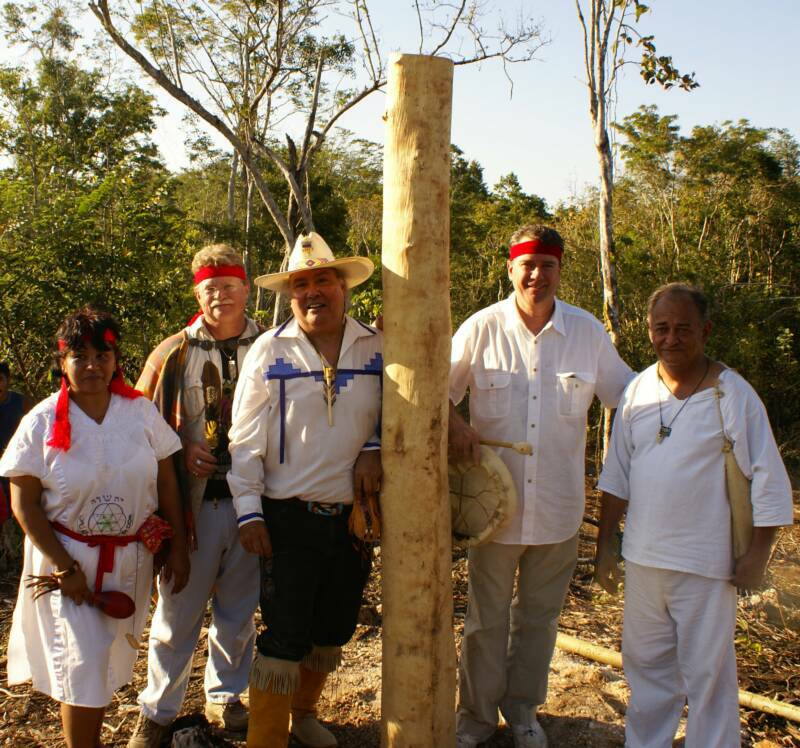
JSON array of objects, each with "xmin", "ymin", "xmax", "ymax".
[
  {"xmin": 47, "ymin": 330, "xmax": 142, "ymax": 451},
  {"xmin": 193, "ymin": 265, "xmax": 247, "ymax": 285},
  {"xmin": 509, "ymin": 239, "xmax": 563, "ymax": 262}
]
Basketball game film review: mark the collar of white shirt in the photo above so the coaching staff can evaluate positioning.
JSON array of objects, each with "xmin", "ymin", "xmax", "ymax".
[
  {"xmin": 501, "ymin": 294, "xmax": 567, "ymax": 337},
  {"xmin": 271, "ymin": 314, "xmax": 378, "ymax": 357}
]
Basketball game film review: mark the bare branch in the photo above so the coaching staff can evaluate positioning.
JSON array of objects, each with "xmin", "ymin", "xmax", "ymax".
[
  {"xmin": 605, "ymin": 5, "xmax": 628, "ymax": 89},
  {"xmin": 352, "ymin": 0, "xmax": 377, "ymax": 81},
  {"xmin": 430, "ymin": 0, "xmax": 466, "ymax": 58},
  {"xmin": 299, "ymin": 52, "xmax": 325, "ymax": 170},
  {"xmin": 413, "ymin": 0, "xmax": 424, "ymax": 55},
  {"xmin": 575, "ymin": 0, "xmax": 592, "ymax": 87},
  {"xmin": 250, "ymin": 137, "xmax": 314, "ymax": 232},
  {"xmin": 249, "ymin": 1, "xmax": 282, "ymax": 114},
  {"xmin": 310, "ymin": 76, "xmax": 384, "ymax": 150},
  {"xmin": 159, "ymin": 0, "xmax": 183, "ymax": 88},
  {"xmin": 88, "ymin": 0, "xmax": 293, "ymax": 245}
]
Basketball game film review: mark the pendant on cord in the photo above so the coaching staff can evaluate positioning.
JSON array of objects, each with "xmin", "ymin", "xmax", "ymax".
[
  {"xmin": 322, "ymin": 365, "xmax": 336, "ymax": 426},
  {"xmin": 656, "ymin": 425, "xmax": 672, "ymax": 443}
]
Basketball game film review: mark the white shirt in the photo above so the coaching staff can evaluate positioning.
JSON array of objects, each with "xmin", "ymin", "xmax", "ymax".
[
  {"xmin": 228, "ymin": 315, "xmax": 382, "ymax": 526},
  {"xmin": 450, "ymin": 296, "xmax": 633, "ymax": 545},
  {"xmin": 598, "ymin": 365, "xmax": 793, "ymax": 580},
  {"xmin": 0, "ymin": 394, "xmax": 181, "ymax": 705},
  {"xmin": 0, "ymin": 393, "xmax": 180, "ymax": 532}
]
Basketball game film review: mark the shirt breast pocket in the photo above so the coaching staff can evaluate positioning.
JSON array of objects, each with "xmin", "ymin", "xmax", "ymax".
[
  {"xmin": 472, "ymin": 370, "xmax": 512, "ymax": 419},
  {"xmin": 557, "ymin": 372, "xmax": 595, "ymax": 418}
]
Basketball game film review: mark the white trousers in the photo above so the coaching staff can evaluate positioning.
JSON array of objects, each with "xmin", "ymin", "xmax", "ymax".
[
  {"xmin": 623, "ymin": 561, "xmax": 740, "ymax": 748},
  {"xmin": 457, "ymin": 534, "xmax": 579, "ymax": 740},
  {"xmin": 138, "ymin": 499, "xmax": 259, "ymax": 724}
]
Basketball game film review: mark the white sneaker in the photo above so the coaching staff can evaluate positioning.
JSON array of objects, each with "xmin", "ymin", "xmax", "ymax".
[{"xmin": 511, "ymin": 717, "xmax": 548, "ymax": 748}]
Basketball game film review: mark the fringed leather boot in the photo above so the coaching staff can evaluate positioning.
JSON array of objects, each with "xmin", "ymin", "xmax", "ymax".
[
  {"xmin": 246, "ymin": 654, "xmax": 299, "ymax": 748},
  {"xmin": 289, "ymin": 646, "xmax": 341, "ymax": 748}
]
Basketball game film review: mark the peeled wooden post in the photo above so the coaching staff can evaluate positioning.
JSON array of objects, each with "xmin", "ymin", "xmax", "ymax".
[{"xmin": 380, "ymin": 53, "xmax": 456, "ymax": 748}]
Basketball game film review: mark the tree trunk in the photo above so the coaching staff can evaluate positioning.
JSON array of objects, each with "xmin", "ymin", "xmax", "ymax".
[
  {"xmin": 271, "ymin": 239, "xmax": 292, "ymax": 327},
  {"xmin": 594, "ymin": 121, "xmax": 622, "ymax": 348},
  {"xmin": 227, "ymin": 150, "xmax": 238, "ymax": 225},
  {"xmin": 243, "ymin": 171, "xmax": 255, "ymax": 278},
  {"xmin": 593, "ymin": 101, "xmax": 622, "ymax": 459},
  {"xmin": 380, "ymin": 53, "xmax": 456, "ymax": 748}
]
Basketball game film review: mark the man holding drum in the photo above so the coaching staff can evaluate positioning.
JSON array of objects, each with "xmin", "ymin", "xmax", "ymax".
[{"xmin": 449, "ymin": 224, "xmax": 633, "ymax": 748}]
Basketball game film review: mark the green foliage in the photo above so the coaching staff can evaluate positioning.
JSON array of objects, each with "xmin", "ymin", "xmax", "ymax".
[
  {"xmin": 0, "ymin": 0, "xmax": 796, "ymax": 470},
  {"xmin": 611, "ymin": 1, "xmax": 699, "ymax": 91},
  {"xmin": 449, "ymin": 147, "xmax": 551, "ymax": 330},
  {"xmin": 562, "ymin": 106, "xmax": 800, "ymax": 461},
  {"xmin": 0, "ymin": 6, "xmax": 193, "ymax": 398},
  {"xmin": 638, "ymin": 35, "xmax": 698, "ymax": 91}
]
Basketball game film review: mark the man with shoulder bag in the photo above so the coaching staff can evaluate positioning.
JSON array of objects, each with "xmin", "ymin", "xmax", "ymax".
[{"xmin": 595, "ymin": 282, "xmax": 794, "ymax": 748}]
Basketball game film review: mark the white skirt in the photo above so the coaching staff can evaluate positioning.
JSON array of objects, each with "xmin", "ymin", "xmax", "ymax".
[{"xmin": 7, "ymin": 534, "xmax": 153, "ymax": 707}]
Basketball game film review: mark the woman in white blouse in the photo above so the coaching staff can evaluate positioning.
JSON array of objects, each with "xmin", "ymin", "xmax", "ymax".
[{"xmin": 0, "ymin": 307, "xmax": 189, "ymax": 747}]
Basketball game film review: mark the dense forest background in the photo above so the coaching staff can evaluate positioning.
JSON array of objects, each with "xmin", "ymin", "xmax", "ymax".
[{"xmin": 1, "ymin": 4, "xmax": 798, "ymax": 470}]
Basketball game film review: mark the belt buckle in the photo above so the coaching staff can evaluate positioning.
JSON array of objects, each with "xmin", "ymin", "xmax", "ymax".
[{"xmin": 307, "ymin": 502, "xmax": 343, "ymax": 516}]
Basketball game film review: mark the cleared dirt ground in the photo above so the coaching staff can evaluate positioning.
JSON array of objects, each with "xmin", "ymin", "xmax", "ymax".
[{"xmin": 1, "ymin": 490, "xmax": 798, "ymax": 747}]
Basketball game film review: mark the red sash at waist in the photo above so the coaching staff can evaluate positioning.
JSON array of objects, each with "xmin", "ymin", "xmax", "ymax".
[{"xmin": 52, "ymin": 515, "xmax": 173, "ymax": 593}]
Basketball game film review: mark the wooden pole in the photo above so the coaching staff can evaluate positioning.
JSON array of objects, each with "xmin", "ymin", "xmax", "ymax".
[{"xmin": 380, "ymin": 53, "xmax": 456, "ymax": 748}]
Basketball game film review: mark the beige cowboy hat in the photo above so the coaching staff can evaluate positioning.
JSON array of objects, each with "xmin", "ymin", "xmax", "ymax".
[
  {"xmin": 449, "ymin": 446, "xmax": 518, "ymax": 548},
  {"xmin": 254, "ymin": 232, "xmax": 374, "ymax": 293}
]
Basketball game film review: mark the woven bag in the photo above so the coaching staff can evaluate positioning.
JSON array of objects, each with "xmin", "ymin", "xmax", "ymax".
[{"xmin": 714, "ymin": 382, "xmax": 753, "ymax": 559}]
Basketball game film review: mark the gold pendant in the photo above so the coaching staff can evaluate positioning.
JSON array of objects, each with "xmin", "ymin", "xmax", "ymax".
[
  {"xmin": 323, "ymin": 365, "xmax": 335, "ymax": 426},
  {"xmin": 205, "ymin": 420, "xmax": 219, "ymax": 449}
]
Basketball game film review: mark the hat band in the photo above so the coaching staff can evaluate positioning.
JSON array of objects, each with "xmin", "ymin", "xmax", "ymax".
[
  {"xmin": 193, "ymin": 265, "xmax": 247, "ymax": 285},
  {"xmin": 296, "ymin": 257, "xmax": 333, "ymax": 270},
  {"xmin": 509, "ymin": 239, "xmax": 563, "ymax": 261}
]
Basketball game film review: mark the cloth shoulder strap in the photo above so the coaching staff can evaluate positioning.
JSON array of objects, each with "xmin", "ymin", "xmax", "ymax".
[{"xmin": 712, "ymin": 379, "xmax": 735, "ymax": 453}]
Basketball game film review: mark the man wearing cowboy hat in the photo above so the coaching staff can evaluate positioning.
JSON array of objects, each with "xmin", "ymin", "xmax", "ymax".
[
  {"xmin": 129, "ymin": 244, "xmax": 263, "ymax": 747},
  {"xmin": 449, "ymin": 224, "xmax": 633, "ymax": 748},
  {"xmin": 228, "ymin": 232, "xmax": 382, "ymax": 748}
]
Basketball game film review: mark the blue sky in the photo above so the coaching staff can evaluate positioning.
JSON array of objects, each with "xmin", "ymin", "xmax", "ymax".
[{"xmin": 326, "ymin": 0, "xmax": 800, "ymax": 209}]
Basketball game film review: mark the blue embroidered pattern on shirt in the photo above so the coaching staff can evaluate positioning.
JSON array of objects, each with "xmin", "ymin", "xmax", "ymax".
[
  {"xmin": 263, "ymin": 353, "xmax": 383, "ymax": 464},
  {"xmin": 265, "ymin": 357, "xmax": 306, "ymax": 379},
  {"xmin": 317, "ymin": 353, "xmax": 383, "ymax": 394}
]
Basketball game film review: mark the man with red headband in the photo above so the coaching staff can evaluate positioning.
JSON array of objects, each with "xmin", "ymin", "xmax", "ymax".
[
  {"xmin": 129, "ymin": 245, "xmax": 264, "ymax": 746},
  {"xmin": 449, "ymin": 224, "xmax": 633, "ymax": 748}
]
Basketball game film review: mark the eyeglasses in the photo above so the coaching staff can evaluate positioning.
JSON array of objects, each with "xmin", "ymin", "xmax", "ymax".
[{"xmin": 198, "ymin": 282, "xmax": 244, "ymax": 298}]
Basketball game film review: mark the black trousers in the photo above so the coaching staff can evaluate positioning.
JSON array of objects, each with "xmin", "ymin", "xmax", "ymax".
[{"xmin": 256, "ymin": 497, "xmax": 372, "ymax": 662}]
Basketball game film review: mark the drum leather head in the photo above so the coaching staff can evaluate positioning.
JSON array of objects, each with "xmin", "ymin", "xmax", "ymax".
[{"xmin": 449, "ymin": 445, "xmax": 517, "ymax": 548}]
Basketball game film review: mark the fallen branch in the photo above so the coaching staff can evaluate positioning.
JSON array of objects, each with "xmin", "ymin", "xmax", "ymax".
[
  {"xmin": 0, "ymin": 688, "xmax": 27, "ymax": 699},
  {"xmin": 555, "ymin": 632, "xmax": 800, "ymax": 723}
]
